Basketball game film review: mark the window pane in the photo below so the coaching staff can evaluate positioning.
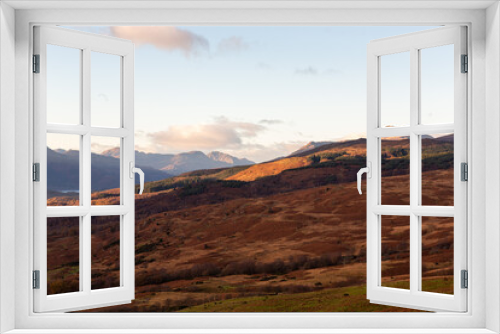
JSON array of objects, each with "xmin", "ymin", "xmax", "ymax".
[
  {"xmin": 91, "ymin": 52, "xmax": 121, "ymax": 128},
  {"xmin": 380, "ymin": 52, "xmax": 410, "ymax": 128},
  {"xmin": 420, "ymin": 45, "xmax": 454, "ymax": 125},
  {"xmin": 91, "ymin": 216, "xmax": 120, "ymax": 290},
  {"xmin": 47, "ymin": 217, "xmax": 80, "ymax": 295},
  {"xmin": 421, "ymin": 217, "xmax": 454, "ymax": 294},
  {"xmin": 381, "ymin": 137, "xmax": 410, "ymax": 205},
  {"xmin": 47, "ymin": 133, "xmax": 80, "ymax": 206},
  {"xmin": 91, "ymin": 137, "xmax": 121, "ymax": 205},
  {"xmin": 381, "ymin": 215, "xmax": 410, "ymax": 290},
  {"xmin": 47, "ymin": 44, "xmax": 81, "ymax": 125},
  {"xmin": 421, "ymin": 133, "xmax": 454, "ymax": 206}
]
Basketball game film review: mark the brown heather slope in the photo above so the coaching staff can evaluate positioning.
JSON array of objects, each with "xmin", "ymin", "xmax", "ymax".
[
  {"xmin": 45, "ymin": 137, "xmax": 454, "ymax": 312},
  {"xmin": 227, "ymin": 157, "xmax": 310, "ymax": 182},
  {"xmin": 74, "ymin": 169, "xmax": 452, "ymax": 312},
  {"xmin": 45, "ymin": 168, "xmax": 454, "ymax": 312},
  {"xmin": 227, "ymin": 138, "xmax": 367, "ymax": 182}
]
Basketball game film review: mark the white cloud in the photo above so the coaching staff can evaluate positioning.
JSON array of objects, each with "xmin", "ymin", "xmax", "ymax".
[
  {"xmin": 147, "ymin": 117, "xmax": 266, "ymax": 152},
  {"xmin": 224, "ymin": 141, "xmax": 305, "ymax": 163},
  {"xmin": 111, "ymin": 26, "xmax": 209, "ymax": 56}
]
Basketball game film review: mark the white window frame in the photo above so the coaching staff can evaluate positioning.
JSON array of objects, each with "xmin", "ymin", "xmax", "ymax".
[
  {"xmin": 33, "ymin": 25, "xmax": 136, "ymax": 313},
  {"xmin": 365, "ymin": 26, "xmax": 468, "ymax": 312},
  {"xmin": 1, "ymin": 1, "xmax": 499, "ymax": 333}
]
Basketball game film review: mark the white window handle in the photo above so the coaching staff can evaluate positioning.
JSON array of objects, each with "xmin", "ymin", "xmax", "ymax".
[
  {"xmin": 357, "ymin": 162, "xmax": 371, "ymax": 195},
  {"xmin": 129, "ymin": 162, "xmax": 145, "ymax": 195}
]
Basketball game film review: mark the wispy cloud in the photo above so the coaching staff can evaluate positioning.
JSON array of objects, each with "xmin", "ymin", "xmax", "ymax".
[
  {"xmin": 97, "ymin": 93, "xmax": 108, "ymax": 102},
  {"xmin": 259, "ymin": 119, "xmax": 283, "ymax": 125},
  {"xmin": 324, "ymin": 68, "xmax": 342, "ymax": 75},
  {"xmin": 295, "ymin": 67, "xmax": 342, "ymax": 76},
  {"xmin": 217, "ymin": 36, "xmax": 249, "ymax": 54},
  {"xmin": 110, "ymin": 26, "xmax": 209, "ymax": 57},
  {"xmin": 257, "ymin": 62, "xmax": 272, "ymax": 71},
  {"xmin": 339, "ymin": 132, "xmax": 366, "ymax": 140},
  {"xmin": 295, "ymin": 66, "xmax": 318, "ymax": 76},
  {"xmin": 147, "ymin": 117, "xmax": 266, "ymax": 152}
]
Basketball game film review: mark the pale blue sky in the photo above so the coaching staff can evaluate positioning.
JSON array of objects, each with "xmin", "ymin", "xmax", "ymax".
[{"xmin": 48, "ymin": 25, "xmax": 452, "ymax": 162}]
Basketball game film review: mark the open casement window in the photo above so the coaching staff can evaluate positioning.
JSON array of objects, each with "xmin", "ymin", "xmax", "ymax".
[
  {"xmin": 362, "ymin": 26, "xmax": 467, "ymax": 312},
  {"xmin": 33, "ymin": 26, "xmax": 141, "ymax": 312}
]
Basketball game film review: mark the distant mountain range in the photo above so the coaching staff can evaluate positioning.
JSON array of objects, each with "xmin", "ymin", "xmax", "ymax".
[
  {"xmin": 48, "ymin": 134, "xmax": 453, "ymax": 198},
  {"xmin": 102, "ymin": 148, "xmax": 254, "ymax": 176},
  {"xmin": 47, "ymin": 148, "xmax": 255, "ymax": 194},
  {"xmin": 47, "ymin": 148, "xmax": 172, "ymax": 193}
]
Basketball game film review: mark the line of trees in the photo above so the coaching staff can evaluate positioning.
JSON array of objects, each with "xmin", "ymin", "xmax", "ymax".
[{"xmin": 136, "ymin": 252, "xmax": 352, "ymax": 287}]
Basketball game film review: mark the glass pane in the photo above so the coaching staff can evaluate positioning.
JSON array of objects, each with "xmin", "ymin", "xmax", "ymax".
[
  {"xmin": 91, "ymin": 216, "xmax": 120, "ymax": 290},
  {"xmin": 421, "ymin": 133, "xmax": 454, "ymax": 206},
  {"xmin": 91, "ymin": 137, "xmax": 121, "ymax": 205},
  {"xmin": 47, "ymin": 133, "xmax": 80, "ymax": 206},
  {"xmin": 381, "ymin": 215, "xmax": 410, "ymax": 290},
  {"xmin": 420, "ymin": 45, "xmax": 454, "ymax": 125},
  {"xmin": 91, "ymin": 52, "xmax": 121, "ymax": 128},
  {"xmin": 47, "ymin": 217, "xmax": 80, "ymax": 295},
  {"xmin": 421, "ymin": 217, "xmax": 454, "ymax": 294},
  {"xmin": 380, "ymin": 52, "xmax": 410, "ymax": 128},
  {"xmin": 381, "ymin": 137, "xmax": 410, "ymax": 205},
  {"xmin": 47, "ymin": 44, "xmax": 81, "ymax": 125}
]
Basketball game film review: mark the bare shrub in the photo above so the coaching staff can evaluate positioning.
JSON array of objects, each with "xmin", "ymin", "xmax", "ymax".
[{"xmin": 221, "ymin": 260, "xmax": 257, "ymax": 276}]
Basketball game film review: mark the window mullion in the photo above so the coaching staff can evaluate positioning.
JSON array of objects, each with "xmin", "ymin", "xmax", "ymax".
[
  {"xmin": 409, "ymin": 47, "xmax": 420, "ymax": 295},
  {"xmin": 82, "ymin": 47, "xmax": 92, "ymax": 295},
  {"xmin": 81, "ymin": 214, "xmax": 91, "ymax": 294},
  {"xmin": 82, "ymin": 48, "xmax": 91, "ymax": 208}
]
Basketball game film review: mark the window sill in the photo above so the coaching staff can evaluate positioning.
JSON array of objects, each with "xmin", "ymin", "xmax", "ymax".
[{"xmin": 4, "ymin": 330, "xmax": 498, "ymax": 334}]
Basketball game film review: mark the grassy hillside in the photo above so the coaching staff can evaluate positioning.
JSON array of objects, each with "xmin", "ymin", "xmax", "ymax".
[{"xmin": 45, "ymin": 137, "xmax": 455, "ymax": 312}]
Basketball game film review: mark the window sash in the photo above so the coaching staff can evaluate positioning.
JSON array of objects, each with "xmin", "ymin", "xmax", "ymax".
[
  {"xmin": 32, "ymin": 25, "xmax": 136, "ymax": 313},
  {"xmin": 365, "ymin": 26, "xmax": 468, "ymax": 312}
]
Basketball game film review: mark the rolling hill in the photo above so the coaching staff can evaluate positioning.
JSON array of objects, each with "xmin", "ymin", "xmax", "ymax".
[
  {"xmin": 46, "ymin": 136, "xmax": 454, "ymax": 312},
  {"xmin": 288, "ymin": 141, "xmax": 333, "ymax": 156}
]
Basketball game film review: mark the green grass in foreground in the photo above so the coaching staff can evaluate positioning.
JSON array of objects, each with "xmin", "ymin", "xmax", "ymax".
[
  {"xmin": 179, "ymin": 280, "xmax": 452, "ymax": 312},
  {"xmin": 180, "ymin": 285, "xmax": 403, "ymax": 312}
]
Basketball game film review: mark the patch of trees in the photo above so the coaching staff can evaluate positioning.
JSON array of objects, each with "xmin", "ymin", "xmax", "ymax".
[
  {"xmin": 308, "ymin": 155, "xmax": 321, "ymax": 164},
  {"xmin": 384, "ymin": 147, "xmax": 409, "ymax": 158},
  {"xmin": 422, "ymin": 153, "xmax": 453, "ymax": 171},
  {"xmin": 135, "ymin": 251, "xmax": 355, "ymax": 287},
  {"xmin": 136, "ymin": 242, "xmax": 158, "ymax": 254},
  {"xmin": 320, "ymin": 151, "xmax": 347, "ymax": 161},
  {"xmin": 146, "ymin": 176, "xmax": 204, "ymax": 193},
  {"xmin": 381, "ymin": 157, "xmax": 410, "ymax": 176}
]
